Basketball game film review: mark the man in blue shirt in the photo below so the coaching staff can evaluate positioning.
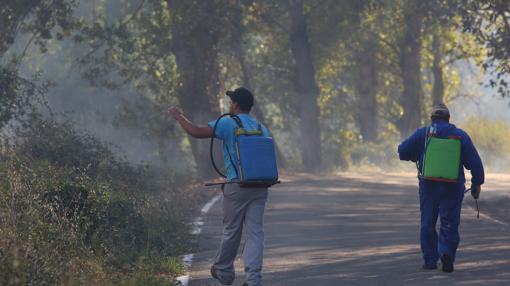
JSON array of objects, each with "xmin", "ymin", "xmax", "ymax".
[
  {"xmin": 398, "ymin": 103, "xmax": 484, "ymax": 273},
  {"xmin": 168, "ymin": 87, "xmax": 270, "ymax": 286}
]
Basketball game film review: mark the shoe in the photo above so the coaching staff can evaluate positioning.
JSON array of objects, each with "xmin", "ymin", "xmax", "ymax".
[
  {"xmin": 422, "ymin": 263, "xmax": 437, "ymax": 270},
  {"xmin": 441, "ymin": 254, "xmax": 454, "ymax": 273},
  {"xmin": 210, "ymin": 266, "xmax": 233, "ymax": 285}
]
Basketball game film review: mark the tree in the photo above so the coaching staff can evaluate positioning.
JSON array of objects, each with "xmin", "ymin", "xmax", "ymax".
[
  {"xmin": 417, "ymin": 0, "xmax": 482, "ymax": 107},
  {"xmin": 424, "ymin": 22, "xmax": 484, "ymax": 106},
  {"xmin": 350, "ymin": 5, "xmax": 381, "ymax": 143},
  {"xmin": 165, "ymin": 0, "xmax": 225, "ymax": 179},
  {"xmin": 396, "ymin": 0, "xmax": 425, "ymax": 137},
  {"xmin": 288, "ymin": 0, "xmax": 322, "ymax": 172},
  {"xmin": 0, "ymin": 0, "xmax": 78, "ymax": 57},
  {"xmin": 0, "ymin": 0, "xmax": 79, "ymax": 130},
  {"xmin": 462, "ymin": 0, "xmax": 510, "ymax": 98},
  {"xmin": 76, "ymin": 0, "xmax": 226, "ymax": 178},
  {"xmin": 431, "ymin": 31, "xmax": 446, "ymax": 105},
  {"xmin": 225, "ymin": 0, "xmax": 287, "ymax": 167}
]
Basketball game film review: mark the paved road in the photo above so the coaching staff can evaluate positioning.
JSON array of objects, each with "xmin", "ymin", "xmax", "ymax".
[{"xmin": 189, "ymin": 172, "xmax": 510, "ymax": 286}]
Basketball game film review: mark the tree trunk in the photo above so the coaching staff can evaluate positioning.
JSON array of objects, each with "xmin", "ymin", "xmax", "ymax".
[
  {"xmin": 289, "ymin": 0, "xmax": 322, "ymax": 172},
  {"xmin": 229, "ymin": 1, "xmax": 287, "ymax": 168},
  {"xmin": 432, "ymin": 33, "xmax": 445, "ymax": 105},
  {"xmin": 355, "ymin": 43, "xmax": 378, "ymax": 143},
  {"xmin": 397, "ymin": 0, "xmax": 424, "ymax": 138},
  {"xmin": 167, "ymin": 0, "xmax": 220, "ymax": 179}
]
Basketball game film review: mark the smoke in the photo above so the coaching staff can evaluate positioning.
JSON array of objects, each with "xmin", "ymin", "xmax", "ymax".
[
  {"xmin": 449, "ymin": 61, "xmax": 510, "ymax": 172},
  {"xmin": 7, "ymin": 18, "xmax": 192, "ymax": 172},
  {"xmin": 450, "ymin": 60, "xmax": 510, "ymax": 122}
]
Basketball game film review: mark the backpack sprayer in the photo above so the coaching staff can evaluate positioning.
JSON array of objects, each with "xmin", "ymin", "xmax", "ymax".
[
  {"xmin": 419, "ymin": 126, "xmax": 462, "ymax": 183},
  {"xmin": 205, "ymin": 113, "xmax": 279, "ymax": 188},
  {"xmin": 419, "ymin": 126, "xmax": 479, "ymax": 219}
]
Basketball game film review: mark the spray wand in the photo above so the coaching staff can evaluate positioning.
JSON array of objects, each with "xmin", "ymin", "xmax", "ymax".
[{"xmin": 464, "ymin": 188, "xmax": 480, "ymax": 219}]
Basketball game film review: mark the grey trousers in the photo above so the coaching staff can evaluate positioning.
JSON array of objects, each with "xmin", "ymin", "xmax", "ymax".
[{"xmin": 213, "ymin": 184, "xmax": 268, "ymax": 286}]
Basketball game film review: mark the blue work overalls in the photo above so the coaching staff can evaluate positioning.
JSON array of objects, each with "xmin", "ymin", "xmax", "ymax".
[{"xmin": 398, "ymin": 120, "xmax": 484, "ymax": 266}]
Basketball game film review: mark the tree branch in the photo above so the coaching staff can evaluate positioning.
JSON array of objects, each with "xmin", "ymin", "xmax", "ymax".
[
  {"xmin": 72, "ymin": 0, "xmax": 147, "ymax": 69},
  {"xmin": 500, "ymin": 11, "xmax": 510, "ymax": 40},
  {"xmin": 122, "ymin": 0, "xmax": 147, "ymax": 26},
  {"xmin": 19, "ymin": 32, "xmax": 37, "ymax": 62},
  {"xmin": 370, "ymin": 30, "xmax": 399, "ymax": 57},
  {"xmin": 258, "ymin": 10, "xmax": 288, "ymax": 33}
]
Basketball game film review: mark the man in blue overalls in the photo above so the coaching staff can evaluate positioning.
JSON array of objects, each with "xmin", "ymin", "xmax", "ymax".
[
  {"xmin": 398, "ymin": 103, "xmax": 484, "ymax": 272},
  {"xmin": 168, "ymin": 88, "xmax": 271, "ymax": 286}
]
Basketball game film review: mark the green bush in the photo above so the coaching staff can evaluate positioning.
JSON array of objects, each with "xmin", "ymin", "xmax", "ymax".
[
  {"xmin": 0, "ymin": 118, "xmax": 197, "ymax": 285},
  {"xmin": 462, "ymin": 116, "xmax": 510, "ymax": 169}
]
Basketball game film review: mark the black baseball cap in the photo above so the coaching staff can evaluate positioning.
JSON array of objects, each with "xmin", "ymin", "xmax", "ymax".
[{"xmin": 226, "ymin": 87, "xmax": 254, "ymax": 112}]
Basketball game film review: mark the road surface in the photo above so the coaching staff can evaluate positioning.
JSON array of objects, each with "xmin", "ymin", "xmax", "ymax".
[{"xmin": 188, "ymin": 172, "xmax": 510, "ymax": 286}]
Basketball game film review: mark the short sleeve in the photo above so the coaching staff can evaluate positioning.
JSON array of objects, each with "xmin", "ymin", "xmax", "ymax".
[{"xmin": 208, "ymin": 117, "xmax": 234, "ymax": 140}]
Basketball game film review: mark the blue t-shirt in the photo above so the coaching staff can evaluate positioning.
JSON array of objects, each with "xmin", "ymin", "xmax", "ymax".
[{"xmin": 208, "ymin": 114, "xmax": 271, "ymax": 181}]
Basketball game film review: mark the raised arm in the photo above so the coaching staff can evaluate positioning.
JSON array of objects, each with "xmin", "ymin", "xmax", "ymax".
[{"xmin": 167, "ymin": 107, "xmax": 213, "ymax": 139}]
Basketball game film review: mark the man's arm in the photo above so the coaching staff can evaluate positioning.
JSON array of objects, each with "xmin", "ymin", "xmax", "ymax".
[
  {"xmin": 461, "ymin": 132, "xmax": 485, "ymax": 186},
  {"xmin": 398, "ymin": 128, "xmax": 425, "ymax": 162},
  {"xmin": 167, "ymin": 107, "xmax": 213, "ymax": 139},
  {"xmin": 460, "ymin": 132, "xmax": 484, "ymax": 199}
]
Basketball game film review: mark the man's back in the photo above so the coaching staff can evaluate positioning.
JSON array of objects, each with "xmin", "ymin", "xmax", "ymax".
[
  {"xmin": 398, "ymin": 120, "xmax": 484, "ymax": 185},
  {"xmin": 209, "ymin": 114, "xmax": 271, "ymax": 181}
]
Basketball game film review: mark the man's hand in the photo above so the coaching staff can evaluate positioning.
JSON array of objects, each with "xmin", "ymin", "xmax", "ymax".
[
  {"xmin": 167, "ymin": 106, "xmax": 183, "ymax": 120},
  {"xmin": 471, "ymin": 184, "xmax": 481, "ymax": 199},
  {"xmin": 166, "ymin": 106, "xmax": 213, "ymax": 138}
]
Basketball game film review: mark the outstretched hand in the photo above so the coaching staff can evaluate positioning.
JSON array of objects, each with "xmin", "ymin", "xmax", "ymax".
[
  {"xmin": 167, "ymin": 106, "xmax": 183, "ymax": 119},
  {"xmin": 166, "ymin": 107, "xmax": 212, "ymax": 138}
]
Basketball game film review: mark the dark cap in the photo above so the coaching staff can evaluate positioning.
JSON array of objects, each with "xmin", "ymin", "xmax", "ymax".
[
  {"xmin": 226, "ymin": 87, "xmax": 254, "ymax": 112},
  {"xmin": 430, "ymin": 103, "xmax": 450, "ymax": 120}
]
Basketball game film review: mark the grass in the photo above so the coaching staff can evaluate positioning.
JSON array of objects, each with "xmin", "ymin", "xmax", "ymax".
[{"xmin": 0, "ymin": 118, "xmax": 199, "ymax": 285}]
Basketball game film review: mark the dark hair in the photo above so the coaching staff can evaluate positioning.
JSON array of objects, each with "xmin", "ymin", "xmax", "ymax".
[{"xmin": 237, "ymin": 101, "xmax": 253, "ymax": 112}]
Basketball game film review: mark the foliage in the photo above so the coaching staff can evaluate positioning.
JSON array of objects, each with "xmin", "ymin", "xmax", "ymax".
[
  {"xmin": 56, "ymin": 0, "xmax": 509, "ymax": 172},
  {"xmin": 0, "ymin": 0, "xmax": 80, "ymax": 55},
  {"xmin": 0, "ymin": 66, "xmax": 43, "ymax": 130},
  {"xmin": 2, "ymin": 1, "xmax": 510, "ymax": 282},
  {"xmin": 461, "ymin": 0, "xmax": 510, "ymax": 97},
  {"xmin": 0, "ymin": 117, "xmax": 197, "ymax": 285},
  {"xmin": 0, "ymin": 0, "xmax": 82, "ymax": 140},
  {"xmin": 462, "ymin": 116, "xmax": 510, "ymax": 168}
]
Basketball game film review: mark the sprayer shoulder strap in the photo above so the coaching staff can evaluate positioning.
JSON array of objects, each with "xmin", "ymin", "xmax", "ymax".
[
  {"xmin": 232, "ymin": 116, "xmax": 265, "ymax": 136},
  {"xmin": 230, "ymin": 115, "xmax": 244, "ymax": 128},
  {"xmin": 210, "ymin": 113, "xmax": 241, "ymax": 179},
  {"xmin": 424, "ymin": 126, "xmax": 431, "ymax": 149},
  {"xmin": 418, "ymin": 126, "xmax": 431, "ymax": 177}
]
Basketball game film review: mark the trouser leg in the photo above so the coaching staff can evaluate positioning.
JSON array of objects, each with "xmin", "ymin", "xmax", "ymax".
[
  {"xmin": 213, "ymin": 187, "xmax": 247, "ymax": 283},
  {"xmin": 419, "ymin": 183, "xmax": 440, "ymax": 265},
  {"xmin": 243, "ymin": 193, "xmax": 267, "ymax": 286},
  {"xmin": 438, "ymin": 187, "xmax": 464, "ymax": 261}
]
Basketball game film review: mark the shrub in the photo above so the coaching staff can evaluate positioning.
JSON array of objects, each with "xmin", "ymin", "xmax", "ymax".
[
  {"xmin": 0, "ymin": 117, "xmax": 198, "ymax": 285},
  {"xmin": 461, "ymin": 116, "xmax": 510, "ymax": 170}
]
